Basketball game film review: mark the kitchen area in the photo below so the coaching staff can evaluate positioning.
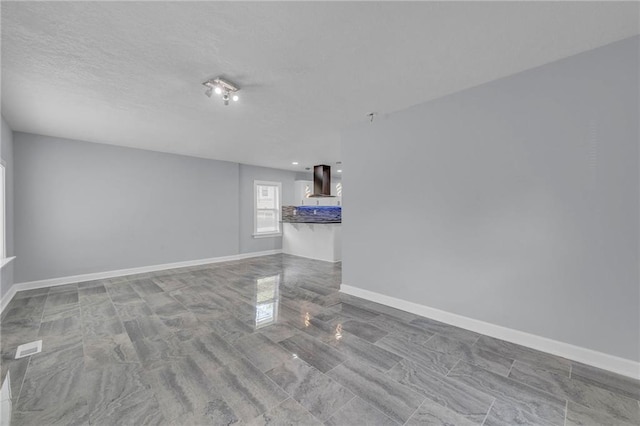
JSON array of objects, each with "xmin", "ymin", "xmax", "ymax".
[{"xmin": 281, "ymin": 165, "xmax": 342, "ymax": 262}]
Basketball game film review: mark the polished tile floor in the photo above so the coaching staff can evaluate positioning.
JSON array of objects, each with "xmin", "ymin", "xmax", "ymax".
[{"xmin": 1, "ymin": 254, "xmax": 638, "ymax": 425}]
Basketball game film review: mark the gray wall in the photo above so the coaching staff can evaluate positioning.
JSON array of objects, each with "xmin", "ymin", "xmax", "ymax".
[
  {"xmin": 14, "ymin": 133, "xmax": 244, "ymax": 283},
  {"xmin": 239, "ymin": 164, "xmax": 297, "ymax": 254},
  {"xmin": 0, "ymin": 117, "xmax": 15, "ymax": 298},
  {"xmin": 342, "ymin": 36, "xmax": 639, "ymax": 361}
]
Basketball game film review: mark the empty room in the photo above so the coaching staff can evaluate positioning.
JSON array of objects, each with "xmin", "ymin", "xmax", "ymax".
[{"xmin": 0, "ymin": 1, "xmax": 638, "ymax": 425}]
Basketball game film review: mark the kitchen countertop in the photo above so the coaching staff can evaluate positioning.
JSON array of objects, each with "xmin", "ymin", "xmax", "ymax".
[{"xmin": 281, "ymin": 220, "xmax": 341, "ymax": 224}]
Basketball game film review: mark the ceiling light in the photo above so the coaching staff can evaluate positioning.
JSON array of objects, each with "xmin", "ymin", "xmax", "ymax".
[
  {"xmin": 202, "ymin": 77, "xmax": 241, "ymax": 106},
  {"xmin": 292, "ymin": 162, "xmax": 299, "ymax": 165},
  {"xmin": 337, "ymin": 169, "xmax": 342, "ymax": 173}
]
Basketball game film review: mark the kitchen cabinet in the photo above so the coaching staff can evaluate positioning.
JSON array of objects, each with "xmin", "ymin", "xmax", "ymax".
[{"xmin": 294, "ymin": 180, "xmax": 342, "ymax": 206}]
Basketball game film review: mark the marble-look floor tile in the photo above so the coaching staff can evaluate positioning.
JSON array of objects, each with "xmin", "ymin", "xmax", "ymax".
[
  {"xmin": 3, "ymin": 254, "xmax": 636, "ymax": 426},
  {"xmin": 387, "ymin": 359, "xmax": 494, "ymax": 423},
  {"xmin": 144, "ymin": 356, "xmax": 240, "ymax": 425},
  {"xmin": 0, "ymin": 356, "xmax": 30, "ymax": 402},
  {"xmin": 266, "ymin": 358, "xmax": 355, "ymax": 421},
  {"xmin": 571, "ymin": 362, "xmax": 640, "ymax": 401},
  {"xmin": 376, "ymin": 334, "xmax": 458, "ymax": 375},
  {"xmin": 158, "ymin": 311, "xmax": 200, "ymax": 339},
  {"xmin": 105, "ymin": 282, "xmax": 143, "ymax": 304},
  {"xmin": 80, "ymin": 299, "xmax": 125, "ymax": 341},
  {"xmin": 564, "ymin": 400, "xmax": 638, "ymax": 426},
  {"xmin": 482, "ymin": 398, "xmax": 558, "ymax": 426},
  {"xmin": 409, "ymin": 317, "xmax": 481, "ymax": 345},
  {"xmin": 475, "ymin": 335, "xmax": 571, "ymax": 376},
  {"xmin": 84, "ymin": 333, "xmax": 139, "ymax": 370},
  {"xmin": 424, "ymin": 334, "xmax": 514, "ymax": 376},
  {"xmin": 324, "ymin": 397, "xmax": 399, "ymax": 426},
  {"xmin": 258, "ymin": 322, "xmax": 298, "ymax": 343},
  {"xmin": 152, "ymin": 275, "xmax": 190, "ymax": 292},
  {"xmin": 182, "ymin": 331, "xmax": 242, "ymax": 371},
  {"xmin": 17, "ymin": 352, "xmax": 86, "ymax": 414},
  {"xmin": 1, "ymin": 317, "xmax": 44, "ymax": 350},
  {"xmin": 143, "ymin": 292, "xmax": 188, "ymax": 316},
  {"xmin": 123, "ymin": 319, "xmax": 184, "ymax": 369},
  {"xmin": 448, "ymin": 361, "xmax": 565, "ymax": 425},
  {"xmin": 113, "ymin": 300, "xmax": 154, "ymax": 321},
  {"xmin": 40, "ymin": 303, "xmax": 79, "ymax": 321},
  {"xmin": 2, "ymin": 292, "xmax": 47, "ymax": 319},
  {"xmin": 279, "ymin": 333, "xmax": 345, "ymax": 373},
  {"xmin": 200, "ymin": 313, "xmax": 255, "ymax": 343},
  {"xmin": 340, "ymin": 294, "xmax": 421, "ymax": 323},
  {"xmin": 44, "ymin": 288, "xmax": 78, "ymax": 304},
  {"xmin": 79, "ymin": 292, "xmax": 111, "ymax": 306},
  {"xmin": 327, "ymin": 360, "xmax": 425, "ymax": 425},
  {"xmin": 12, "ymin": 398, "xmax": 89, "ymax": 426},
  {"xmin": 406, "ymin": 398, "xmax": 479, "ymax": 426},
  {"xmin": 201, "ymin": 399, "xmax": 245, "ymax": 426},
  {"xmin": 77, "ymin": 280, "xmax": 105, "ymax": 288},
  {"xmin": 2, "ymin": 297, "xmax": 47, "ymax": 320},
  {"xmin": 509, "ymin": 361, "xmax": 639, "ymax": 424},
  {"xmin": 317, "ymin": 302, "xmax": 380, "ymax": 322},
  {"xmin": 129, "ymin": 278, "xmax": 164, "ymax": 296},
  {"xmin": 12, "ymin": 287, "xmax": 49, "ymax": 300},
  {"xmin": 234, "ymin": 333, "xmax": 292, "ymax": 373},
  {"xmin": 246, "ymin": 398, "xmax": 322, "ymax": 426},
  {"xmin": 170, "ymin": 289, "xmax": 227, "ymax": 316},
  {"xmin": 36, "ymin": 333, "xmax": 85, "ymax": 359},
  {"xmin": 207, "ymin": 357, "xmax": 289, "ymax": 422},
  {"xmin": 78, "ymin": 283, "xmax": 107, "ymax": 298},
  {"xmin": 324, "ymin": 333, "xmax": 402, "ymax": 372},
  {"xmin": 48, "ymin": 284, "xmax": 78, "ymax": 294},
  {"xmin": 122, "ymin": 314, "xmax": 173, "ymax": 340},
  {"xmin": 339, "ymin": 319, "xmax": 388, "ymax": 343},
  {"xmin": 85, "ymin": 363, "xmax": 165, "ymax": 425},
  {"xmin": 42, "ymin": 291, "xmax": 79, "ymax": 317},
  {"xmin": 39, "ymin": 308, "xmax": 82, "ymax": 337},
  {"xmin": 371, "ymin": 315, "xmax": 433, "ymax": 345}
]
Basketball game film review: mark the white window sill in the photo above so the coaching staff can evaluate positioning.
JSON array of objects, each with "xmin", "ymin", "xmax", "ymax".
[
  {"xmin": 0, "ymin": 257, "xmax": 15, "ymax": 270},
  {"xmin": 253, "ymin": 232, "xmax": 282, "ymax": 239}
]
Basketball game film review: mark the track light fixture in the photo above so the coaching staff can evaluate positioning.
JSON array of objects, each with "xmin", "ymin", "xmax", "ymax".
[{"xmin": 202, "ymin": 77, "xmax": 240, "ymax": 106}]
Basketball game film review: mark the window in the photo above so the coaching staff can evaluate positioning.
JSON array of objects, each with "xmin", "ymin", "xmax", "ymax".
[{"xmin": 254, "ymin": 180, "xmax": 282, "ymax": 237}]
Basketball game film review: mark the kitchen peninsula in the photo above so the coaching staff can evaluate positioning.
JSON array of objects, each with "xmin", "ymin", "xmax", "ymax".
[{"xmin": 282, "ymin": 206, "xmax": 341, "ymax": 262}]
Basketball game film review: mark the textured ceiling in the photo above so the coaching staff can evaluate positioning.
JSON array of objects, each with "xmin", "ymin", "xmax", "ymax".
[{"xmin": 2, "ymin": 1, "xmax": 638, "ymax": 171}]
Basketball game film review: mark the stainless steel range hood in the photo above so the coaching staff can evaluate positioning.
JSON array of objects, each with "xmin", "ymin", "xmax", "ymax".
[{"xmin": 309, "ymin": 164, "xmax": 335, "ymax": 197}]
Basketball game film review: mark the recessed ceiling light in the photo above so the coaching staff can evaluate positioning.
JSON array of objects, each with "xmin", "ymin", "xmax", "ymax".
[
  {"xmin": 292, "ymin": 162, "xmax": 299, "ymax": 165},
  {"xmin": 337, "ymin": 169, "xmax": 342, "ymax": 173}
]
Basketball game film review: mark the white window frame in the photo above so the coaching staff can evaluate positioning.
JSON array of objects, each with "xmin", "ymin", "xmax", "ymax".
[
  {"xmin": 0, "ymin": 160, "xmax": 14, "ymax": 269},
  {"xmin": 253, "ymin": 180, "xmax": 282, "ymax": 238},
  {"xmin": 0, "ymin": 162, "xmax": 5, "ymax": 259}
]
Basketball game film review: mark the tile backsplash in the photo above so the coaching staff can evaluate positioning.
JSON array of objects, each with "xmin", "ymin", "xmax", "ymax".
[{"xmin": 282, "ymin": 206, "xmax": 341, "ymax": 223}]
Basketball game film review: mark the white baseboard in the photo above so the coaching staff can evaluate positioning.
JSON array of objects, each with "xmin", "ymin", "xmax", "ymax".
[
  {"xmin": 1, "ymin": 250, "xmax": 282, "ymax": 313},
  {"xmin": 340, "ymin": 284, "xmax": 640, "ymax": 380},
  {"xmin": 0, "ymin": 285, "xmax": 17, "ymax": 314}
]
